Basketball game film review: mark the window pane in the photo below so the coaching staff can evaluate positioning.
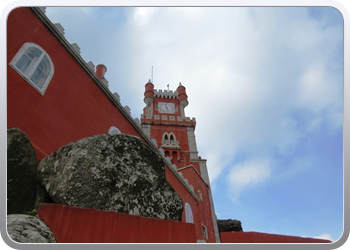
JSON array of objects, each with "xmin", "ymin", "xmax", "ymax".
[
  {"xmin": 26, "ymin": 47, "xmax": 42, "ymax": 60},
  {"xmin": 15, "ymin": 47, "xmax": 42, "ymax": 75},
  {"xmin": 30, "ymin": 53, "xmax": 50, "ymax": 89},
  {"xmin": 15, "ymin": 55, "xmax": 32, "ymax": 73},
  {"xmin": 185, "ymin": 203, "xmax": 193, "ymax": 223},
  {"xmin": 30, "ymin": 67, "xmax": 48, "ymax": 88},
  {"xmin": 37, "ymin": 55, "xmax": 50, "ymax": 75}
]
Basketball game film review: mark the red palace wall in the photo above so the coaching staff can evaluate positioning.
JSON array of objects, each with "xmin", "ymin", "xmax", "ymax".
[
  {"xmin": 165, "ymin": 166, "xmax": 215, "ymax": 242},
  {"xmin": 220, "ymin": 231, "xmax": 332, "ymax": 244},
  {"xmin": 7, "ymin": 8, "xmax": 143, "ymax": 161},
  {"xmin": 38, "ymin": 204, "xmax": 197, "ymax": 243}
]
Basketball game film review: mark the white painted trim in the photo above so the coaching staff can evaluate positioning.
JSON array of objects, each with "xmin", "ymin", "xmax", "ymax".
[
  {"xmin": 108, "ymin": 126, "xmax": 121, "ymax": 135},
  {"xmin": 9, "ymin": 42, "xmax": 54, "ymax": 95},
  {"xmin": 185, "ymin": 203, "xmax": 194, "ymax": 223}
]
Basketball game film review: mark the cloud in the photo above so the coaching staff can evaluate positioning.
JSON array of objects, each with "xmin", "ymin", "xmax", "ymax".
[
  {"xmin": 227, "ymin": 159, "xmax": 272, "ymax": 201},
  {"xmin": 45, "ymin": 6, "xmax": 343, "ymax": 202},
  {"xmin": 313, "ymin": 233, "xmax": 334, "ymax": 242}
]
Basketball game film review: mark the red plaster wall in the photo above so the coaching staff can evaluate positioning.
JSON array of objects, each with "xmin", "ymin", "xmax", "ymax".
[
  {"xmin": 165, "ymin": 167, "xmax": 214, "ymax": 242},
  {"xmin": 38, "ymin": 204, "xmax": 197, "ymax": 243},
  {"xmin": 7, "ymin": 8, "xmax": 142, "ymax": 160},
  {"xmin": 220, "ymin": 231, "xmax": 332, "ymax": 243},
  {"xmin": 179, "ymin": 167, "xmax": 215, "ymax": 242}
]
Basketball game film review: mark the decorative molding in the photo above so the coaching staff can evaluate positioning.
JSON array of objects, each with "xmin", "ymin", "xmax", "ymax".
[
  {"xmin": 151, "ymin": 138, "xmax": 158, "ymax": 147},
  {"xmin": 71, "ymin": 43, "xmax": 81, "ymax": 55},
  {"xmin": 87, "ymin": 61, "xmax": 95, "ymax": 71},
  {"xmin": 39, "ymin": 7, "xmax": 46, "ymax": 13},
  {"xmin": 102, "ymin": 78, "xmax": 109, "ymax": 88},
  {"xmin": 53, "ymin": 23, "xmax": 65, "ymax": 36},
  {"xmin": 154, "ymin": 89, "xmax": 178, "ymax": 99},
  {"xmin": 113, "ymin": 92, "xmax": 120, "ymax": 102},
  {"xmin": 134, "ymin": 118, "xmax": 141, "ymax": 126},
  {"xmin": 124, "ymin": 105, "xmax": 131, "ymax": 115}
]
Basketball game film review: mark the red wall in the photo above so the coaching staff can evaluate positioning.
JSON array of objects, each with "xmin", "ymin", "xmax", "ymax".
[
  {"xmin": 7, "ymin": 8, "xmax": 142, "ymax": 160},
  {"xmin": 220, "ymin": 231, "xmax": 332, "ymax": 243},
  {"xmin": 38, "ymin": 204, "xmax": 197, "ymax": 243},
  {"xmin": 180, "ymin": 167, "xmax": 215, "ymax": 242}
]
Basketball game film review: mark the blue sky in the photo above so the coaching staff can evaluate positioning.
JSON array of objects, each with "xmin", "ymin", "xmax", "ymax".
[{"xmin": 43, "ymin": 6, "xmax": 344, "ymax": 242}]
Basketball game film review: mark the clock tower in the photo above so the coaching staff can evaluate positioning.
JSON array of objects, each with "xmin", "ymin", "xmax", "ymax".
[{"xmin": 141, "ymin": 80, "xmax": 220, "ymax": 243}]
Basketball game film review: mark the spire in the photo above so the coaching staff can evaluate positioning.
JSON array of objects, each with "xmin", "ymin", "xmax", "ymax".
[
  {"xmin": 179, "ymin": 82, "xmax": 183, "ymax": 86},
  {"xmin": 144, "ymin": 79, "xmax": 155, "ymax": 105}
]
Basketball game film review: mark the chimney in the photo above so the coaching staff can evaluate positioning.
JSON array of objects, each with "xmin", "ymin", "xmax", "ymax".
[{"xmin": 96, "ymin": 64, "xmax": 107, "ymax": 80}]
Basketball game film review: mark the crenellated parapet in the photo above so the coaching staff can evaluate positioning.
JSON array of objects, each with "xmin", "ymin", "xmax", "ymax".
[{"xmin": 154, "ymin": 89, "xmax": 179, "ymax": 99}]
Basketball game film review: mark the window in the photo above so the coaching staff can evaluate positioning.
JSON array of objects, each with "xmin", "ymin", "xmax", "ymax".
[
  {"xmin": 162, "ymin": 132, "xmax": 177, "ymax": 146},
  {"xmin": 10, "ymin": 43, "xmax": 54, "ymax": 95},
  {"xmin": 108, "ymin": 126, "xmax": 121, "ymax": 135},
  {"xmin": 172, "ymin": 151, "xmax": 177, "ymax": 162},
  {"xmin": 202, "ymin": 224, "xmax": 208, "ymax": 239},
  {"xmin": 164, "ymin": 134, "xmax": 169, "ymax": 144},
  {"xmin": 185, "ymin": 203, "xmax": 193, "ymax": 223}
]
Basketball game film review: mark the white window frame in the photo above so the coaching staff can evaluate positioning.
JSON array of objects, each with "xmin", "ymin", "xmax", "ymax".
[
  {"xmin": 108, "ymin": 126, "xmax": 121, "ymax": 135},
  {"xmin": 9, "ymin": 42, "xmax": 54, "ymax": 95},
  {"xmin": 185, "ymin": 202, "xmax": 194, "ymax": 223},
  {"xmin": 162, "ymin": 132, "xmax": 177, "ymax": 145},
  {"xmin": 201, "ymin": 224, "xmax": 208, "ymax": 239}
]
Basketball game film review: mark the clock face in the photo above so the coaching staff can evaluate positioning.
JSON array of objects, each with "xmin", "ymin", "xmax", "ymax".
[{"xmin": 159, "ymin": 102, "xmax": 175, "ymax": 114}]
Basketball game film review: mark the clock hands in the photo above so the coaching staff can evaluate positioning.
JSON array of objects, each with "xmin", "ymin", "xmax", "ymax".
[{"xmin": 160, "ymin": 103, "xmax": 174, "ymax": 113}]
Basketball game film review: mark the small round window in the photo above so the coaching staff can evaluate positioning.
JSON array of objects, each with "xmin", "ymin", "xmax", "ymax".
[{"xmin": 108, "ymin": 126, "xmax": 121, "ymax": 135}]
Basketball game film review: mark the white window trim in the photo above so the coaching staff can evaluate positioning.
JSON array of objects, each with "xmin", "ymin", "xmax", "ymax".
[
  {"xmin": 9, "ymin": 42, "xmax": 54, "ymax": 95},
  {"xmin": 108, "ymin": 126, "xmax": 121, "ymax": 135},
  {"xmin": 201, "ymin": 223, "xmax": 208, "ymax": 239},
  {"xmin": 185, "ymin": 202, "xmax": 194, "ymax": 224},
  {"xmin": 162, "ymin": 132, "xmax": 177, "ymax": 146}
]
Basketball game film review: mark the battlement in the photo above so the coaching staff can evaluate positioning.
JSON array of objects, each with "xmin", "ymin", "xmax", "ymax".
[{"xmin": 154, "ymin": 89, "xmax": 178, "ymax": 99}]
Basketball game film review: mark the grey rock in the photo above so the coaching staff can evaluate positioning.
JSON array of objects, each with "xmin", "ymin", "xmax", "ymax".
[
  {"xmin": 217, "ymin": 219, "xmax": 243, "ymax": 232},
  {"xmin": 37, "ymin": 134, "xmax": 183, "ymax": 221},
  {"xmin": 7, "ymin": 127, "xmax": 38, "ymax": 215},
  {"xmin": 7, "ymin": 214, "xmax": 56, "ymax": 243}
]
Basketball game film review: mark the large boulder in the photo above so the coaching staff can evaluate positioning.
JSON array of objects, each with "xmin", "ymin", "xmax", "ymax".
[
  {"xmin": 217, "ymin": 219, "xmax": 243, "ymax": 232},
  {"xmin": 37, "ymin": 134, "xmax": 183, "ymax": 221},
  {"xmin": 7, "ymin": 127, "xmax": 38, "ymax": 214},
  {"xmin": 7, "ymin": 214, "xmax": 56, "ymax": 243}
]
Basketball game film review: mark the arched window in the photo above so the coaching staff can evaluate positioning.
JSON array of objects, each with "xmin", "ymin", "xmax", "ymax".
[
  {"xmin": 162, "ymin": 132, "xmax": 177, "ymax": 145},
  {"xmin": 164, "ymin": 150, "xmax": 170, "ymax": 158},
  {"xmin": 164, "ymin": 134, "xmax": 169, "ymax": 144},
  {"xmin": 10, "ymin": 42, "xmax": 54, "ymax": 95},
  {"xmin": 108, "ymin": 126, "xmax": 121, "ymax": 135},
  {"xmin": 185, "ymin": 203, "xmax": 194, "ymax": 223},
  {"xmin": 172, "ymin": 151, "xmax": 177, "ymax": 163}
]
